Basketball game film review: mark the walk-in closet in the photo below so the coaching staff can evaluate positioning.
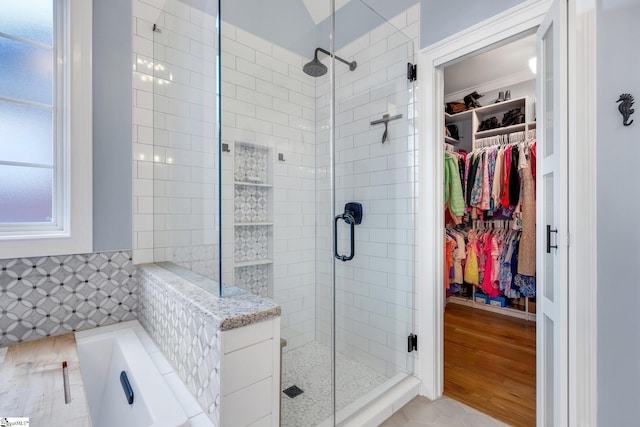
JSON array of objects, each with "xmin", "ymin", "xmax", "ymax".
[{"xmin": 442, "ymin": 34, "xmax": 538, "ymax": 426}]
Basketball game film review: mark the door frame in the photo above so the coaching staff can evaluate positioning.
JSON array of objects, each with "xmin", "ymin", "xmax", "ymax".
[{"xmin": 414, "ymin": 0, "xmax": 597, "ymax": 424}]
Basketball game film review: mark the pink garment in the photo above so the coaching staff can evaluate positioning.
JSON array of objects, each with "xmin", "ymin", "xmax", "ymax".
[
  {"xmin": 482, "ymin": 234, "xmax": 501, "ymax": 297},
  {"xmin": 491, "ymin": 234, "xmax": 502, "ymax": 284},
  {"xmin": 475, "ymin": 234, "xmax": 486, "ymax": 284}
]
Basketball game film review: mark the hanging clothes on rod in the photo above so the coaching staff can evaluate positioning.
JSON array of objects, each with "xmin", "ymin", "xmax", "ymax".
[
  {"xmin": 444, "ymin": 228, "xmax": 536, "ymax": 299},
  {"xmin": 464, "ymin": 138, "xmax": 536, "ymax": 221},
  {"xmin": 445, "ymin": 227, "xmax": 467, "ymax": 292},
  {"xmin": 444, "ymin": 128, "xmax": 538, "ymax": 301},
  {"xmin": 445, "ymin": 150, "xmax": 466, "ymax": 225},
  {"xmin": 444, "ymin": 142, "xmax": 457, "ymax": 152}
]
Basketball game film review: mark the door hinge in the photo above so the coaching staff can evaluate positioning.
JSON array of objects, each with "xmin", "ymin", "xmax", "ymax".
[
  {"xmin": 407, "ymin": 62, "xmax": 417, "ymax": 82},
  {"xmin": 408, "ymin": 333, "xmax": 418, "ymax": 353}
]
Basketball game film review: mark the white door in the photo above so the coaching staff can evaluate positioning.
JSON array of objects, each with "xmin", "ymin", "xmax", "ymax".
[{"xmin": 536, "ymin": 0, "xmax": 569, "ymax": 425}]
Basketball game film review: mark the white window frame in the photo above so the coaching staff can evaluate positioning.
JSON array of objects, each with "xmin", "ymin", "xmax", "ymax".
[{"xmin": 0, "ymin": 0, "xmax": 92, "ymax": 258}]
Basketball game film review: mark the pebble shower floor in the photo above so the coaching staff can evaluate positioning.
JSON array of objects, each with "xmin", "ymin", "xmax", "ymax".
[{"xmin": 281, "ymin": 341, "xmax": 388, "ymax": 426}]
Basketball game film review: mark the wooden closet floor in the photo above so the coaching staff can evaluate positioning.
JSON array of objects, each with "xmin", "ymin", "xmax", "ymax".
[{"xmin": 444, "ymin": 303, "xmax": 536, "ymax": 427}]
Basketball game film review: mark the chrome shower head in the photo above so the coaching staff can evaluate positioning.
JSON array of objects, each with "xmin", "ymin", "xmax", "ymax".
[{"xmin": 303, "ymin": 47, "xmax": 356, "ymax": 77}]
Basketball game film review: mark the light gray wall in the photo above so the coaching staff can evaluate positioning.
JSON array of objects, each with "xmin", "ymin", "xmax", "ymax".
[
  {"xmin": 93, "ymin": 0, "xmax": 133, "ymax": 252},
  {"xmin": 597, "ymin": 0, "xmax": 640, "ymax": 424},
  {"xmin": 420, "ymin": 0, "xmax": 525, "ymax": 47},
  {"xmin": 220, "ymin": 0, "xmax": 528, "ymax": 63}
]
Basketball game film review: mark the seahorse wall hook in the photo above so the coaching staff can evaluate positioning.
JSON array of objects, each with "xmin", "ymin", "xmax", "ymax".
[{"xmin": 617, "ymin": 93, "xmax": 634, "ymax": 126}]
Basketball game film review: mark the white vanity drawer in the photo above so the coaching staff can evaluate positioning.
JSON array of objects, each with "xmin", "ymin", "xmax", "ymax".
[
  {"xmin": 222, "ymin": 377, "xmax": 272, "ymax": 426},
  {"xmin": 222, "ymin": 338, "xmax": 273, "ymax": 395}
]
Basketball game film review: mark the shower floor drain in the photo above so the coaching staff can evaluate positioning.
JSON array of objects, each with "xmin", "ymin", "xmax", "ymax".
[{"xmin": 283, "ymin": 385, "xmax": 304, "ymax": 398}]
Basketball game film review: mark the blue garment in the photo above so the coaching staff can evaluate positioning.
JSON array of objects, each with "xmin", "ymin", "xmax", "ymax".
[{"xmin": 507, "ymin": 237, "xmax": 536, "ymax": 297}]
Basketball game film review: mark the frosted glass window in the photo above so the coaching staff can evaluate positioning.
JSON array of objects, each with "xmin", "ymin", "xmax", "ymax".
[
  {"xmin": 0, "ymin": 100, "xmax": 53, "ymax": 165},
  {"xmin": 0, "ymin": 165, "xmax": 53, "ymax": 223},
  {"xmin": 0, "ymin": 0, "xmax": 92, "ymax": 258},
  {"xmin": 0, "ymin": 0, "xmax": 55, "ymax": 226},
  {"xmin": 0, "ymin": 0, "xmax": 53, "ymax": 46},
  {"xmin": 0, "ymin": 37, "xmax": 53, "ymax": 105}
]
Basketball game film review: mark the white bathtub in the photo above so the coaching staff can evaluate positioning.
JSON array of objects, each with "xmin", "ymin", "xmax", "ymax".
[{"xmin": 76, "ymin": 322, "xmax": 191, "ymax": 427}]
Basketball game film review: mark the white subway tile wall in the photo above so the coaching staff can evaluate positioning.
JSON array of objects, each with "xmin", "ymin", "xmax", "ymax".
[
  {"xmin": 220, "ymin": 22, "xmax": 317, "ymax": 351},
  {"xmin": 315, "ymin": 5, "xmax": 420, "ymax": 378},
  {"xmin": 132, "ymin": 0, "xmax": 219, "ymax": 281}
]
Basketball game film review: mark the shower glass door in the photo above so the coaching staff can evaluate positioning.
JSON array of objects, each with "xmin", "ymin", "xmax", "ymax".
[
  {"xmin": 218, "ymin": 0, "xmax": 417, "ymax": 425},
  {"xmin": 330, "ymin": 2, "xmax": 417, "ymax": 421}
]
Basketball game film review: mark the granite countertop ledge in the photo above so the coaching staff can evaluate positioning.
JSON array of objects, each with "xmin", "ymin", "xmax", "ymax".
[{"xmin": 138, "ymin": 263, "xmax": 280, "ymax": 331}]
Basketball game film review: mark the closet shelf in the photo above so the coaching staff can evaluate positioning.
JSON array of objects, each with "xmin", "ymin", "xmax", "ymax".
[
  {"xmin": 445, "ymin": 97, "xmax": 527, "ymax": 122},
  {"xmin": 474, "ymin": 123, "xmax": 527, "ymax": 138},
  {"xmin": 447, "ymin": 296, "xmax": 535, "ymax": 321},
  {"xmin": 473, "ymin": 97, "xmax": 527, "ymax": 117},
  {"xmin": 234, "ymin": 259, "xmax": 273, "ymax": 268},
  {"xmin": 234, "ymin": 181, "xmax": 272, "ymax": 188},
  {"xmin": 444, "ymin": 136, "xmax": 460, "ymax": 144},
  {"xmin": 235, "ymin": 222, "xmax": 273, "ymax": 226},
  {"xmin": 445, "ymin": 110, "xmax": 473, "ymax": 123},
  {"xmin": 474, "ymin": 121, "xmax": 537, "ymax": 138}
]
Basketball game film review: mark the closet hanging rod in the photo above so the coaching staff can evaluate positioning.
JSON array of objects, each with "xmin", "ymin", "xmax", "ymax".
[
  {"xmin": 472, "ymin": 219, "xmax": 514, "ymax": 230},
  {"xmin": 475, "ymin": 128, "xmax": 536, "ymax": 148},
  {"xmin": 444, "ymin": 142, "xmax": 458, "ymax": 152}
]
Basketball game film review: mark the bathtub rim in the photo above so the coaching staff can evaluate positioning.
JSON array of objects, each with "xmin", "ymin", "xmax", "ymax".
[{"xmin": 75, "ymin": 319, "xmax": 210, "ymax": 427}]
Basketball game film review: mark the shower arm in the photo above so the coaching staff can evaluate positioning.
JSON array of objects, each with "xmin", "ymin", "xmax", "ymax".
[{"xmin": 314, "ymin": 47, "xmax": 355, "ymax": 69}]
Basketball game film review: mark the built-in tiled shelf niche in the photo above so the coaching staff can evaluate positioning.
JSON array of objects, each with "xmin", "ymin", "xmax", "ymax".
[{"xmin": 233, "ymin": 142, "xmax": 273, "ymax": 298}]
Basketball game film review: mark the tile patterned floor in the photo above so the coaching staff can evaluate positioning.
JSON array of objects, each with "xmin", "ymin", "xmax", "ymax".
[
  {"xmin": 381, "ymin": 396, "xmax": 510, "ymax": 427},
  {"xmin": 281, "ymin": 341, "xmax": 388, "ymax": 427}
]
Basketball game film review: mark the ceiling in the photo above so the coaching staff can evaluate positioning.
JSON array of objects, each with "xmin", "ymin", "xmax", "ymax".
[
  {"xmin": 302, "ymin": 0, "xmax": 351, "ymax": 24},
  {"xmin": 444, "ymin": 34, "xmax": 536, "ymax": 96},
  {"xmin": 179, "ymin": 0, "xmax": 419, "ymax": 57}
]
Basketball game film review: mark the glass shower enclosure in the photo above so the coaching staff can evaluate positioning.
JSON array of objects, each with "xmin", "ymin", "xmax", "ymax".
[{"xmin": 151, "ymin": 0, "xmax": 418, "ymax": 425}]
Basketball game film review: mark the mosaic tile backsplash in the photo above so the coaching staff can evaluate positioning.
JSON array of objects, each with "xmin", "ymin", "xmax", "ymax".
[
  {"xmin": 137, "ymin": 266, "xmax": 222, "ymax": 426},
  {"xmin": 234, "ymin": 186, "xmax": 269, "ymax": 223},
  {"xmin": 0, "ymin": 251, "xmax": 137, "ymax": 348},
  {"xmin": 234, "ymin": 144, "xmax": 268, "ymax": 184},
  {"xmin": 233, "ymin": 142, "xmax": 272, "ymax": 299},
  {"xmin": 235, "ymin": 226, "xmax": 268, "ymax": 262},
  {"xmin": 234, "ymin": 264, "xmax": 269, "ymax": 297}
]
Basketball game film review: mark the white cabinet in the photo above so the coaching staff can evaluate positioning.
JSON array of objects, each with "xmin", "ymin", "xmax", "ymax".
[{"xmin": 220, "ymin": 318, "xmax": 281, "ymax": 427}]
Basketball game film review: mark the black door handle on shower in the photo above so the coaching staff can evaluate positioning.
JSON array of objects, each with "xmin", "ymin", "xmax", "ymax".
[{"xmin": 334, "ymin": 213, "xmax": 355, "ymax": 262}]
